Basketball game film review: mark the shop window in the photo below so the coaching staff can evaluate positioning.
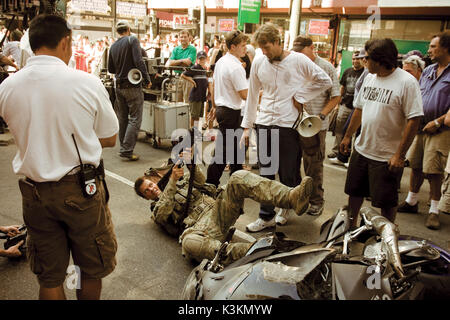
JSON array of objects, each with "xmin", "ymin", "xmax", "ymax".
[{"xmin": 338, "ymin": 19, "xmax": 442, "ymax": 52}]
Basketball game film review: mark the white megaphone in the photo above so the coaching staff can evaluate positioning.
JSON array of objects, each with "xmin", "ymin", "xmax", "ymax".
[
  {"xmin": 294, "ymin": 110, "xmax": 322, "ymax": 137},
  {"xmin": 128, "ymin": 68, "xmax": 142, "ymax": 84}
]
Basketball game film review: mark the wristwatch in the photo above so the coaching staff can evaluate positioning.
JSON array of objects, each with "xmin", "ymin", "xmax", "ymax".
[
  {"xmin": 434, "ymin": 119, "xmax": 441, "ymax": 128},
  {"xmin": 319, "ymin": 113, "xmax": 326, "ymax": 120}
]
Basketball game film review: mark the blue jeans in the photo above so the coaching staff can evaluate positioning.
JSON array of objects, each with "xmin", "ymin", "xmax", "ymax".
[{"xmin": 115, "ymin": 87, "xmax": 144, "ymax": 156}]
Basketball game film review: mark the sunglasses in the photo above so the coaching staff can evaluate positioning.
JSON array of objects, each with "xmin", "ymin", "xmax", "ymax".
[{"xmin": 363, "ymin": 55, "xmax": 370, "ymax": 60}]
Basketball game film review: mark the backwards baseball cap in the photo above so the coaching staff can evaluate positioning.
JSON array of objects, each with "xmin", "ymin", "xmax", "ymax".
[
  {"xmin": 292, "ymin": 36, "xmax": 313, "ymax": 51},
  {"xmin": 197, "ymin": 51, "xmax": 207, "ymax": 59},
  {"xmin": 354, "ymin": 48, "xmax": 366, "ymax": 59},
  {"xmin": 116, "ymin": 20, "xmax": 130, "ymax": 31}
]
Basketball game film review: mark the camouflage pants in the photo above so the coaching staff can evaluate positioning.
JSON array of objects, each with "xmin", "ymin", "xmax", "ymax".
[{"xmin": 180, "ymin": 170, "xmax": 293, "ymax": 264}]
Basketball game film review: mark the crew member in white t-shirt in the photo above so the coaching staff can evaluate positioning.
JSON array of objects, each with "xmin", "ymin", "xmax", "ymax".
[
  {"xmin": 0, "ymin": 14, "xmax": 119, "ymax": 300},
  {"xmin": 240, "ymin": 23, "xmax": 333, "ymax": 232},
  {"xmin": 341, "ymin": 38, "xmax": 424, "ymax": 229},
  {"xmin": 206, "ymin": 30, "xmax": 249, "ymax": 187}
]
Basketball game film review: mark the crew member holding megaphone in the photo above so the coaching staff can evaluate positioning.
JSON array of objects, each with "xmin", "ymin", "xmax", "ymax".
[
  {"xmin": 290, "ymin": 36, "xmax": 341, "ymax": 218},
  {"xmin": 108, "ymin": 20, "xmax": 151, "ymax": 161}
]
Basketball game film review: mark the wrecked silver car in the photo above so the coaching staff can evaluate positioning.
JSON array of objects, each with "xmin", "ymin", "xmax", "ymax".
[{"xmin": 182, "ymin": 207, "xmax": 450, "ymax": 300}]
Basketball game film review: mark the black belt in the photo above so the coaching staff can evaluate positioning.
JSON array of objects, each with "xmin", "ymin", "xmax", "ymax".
[{"xmin": 25, "ymin": 163, "xmax": 105, "ymax": 185}]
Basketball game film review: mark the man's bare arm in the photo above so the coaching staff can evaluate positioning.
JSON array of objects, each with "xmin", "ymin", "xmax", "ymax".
[{"xmin": 99, "ymin": 134, "xmax": 117, "ymax": 148}]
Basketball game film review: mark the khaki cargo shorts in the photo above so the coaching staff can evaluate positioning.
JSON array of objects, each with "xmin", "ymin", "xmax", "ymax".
[
  {"xmin": 189, "ymin": 101, "xmax": 204, "ymax": 119},
  {"xmin": 19, "ymin": 174, "xmax": 117, "ymax": 288},
  {"xmin": 407, "ymin": 130, "xmax": 450, "ymax": 174}
]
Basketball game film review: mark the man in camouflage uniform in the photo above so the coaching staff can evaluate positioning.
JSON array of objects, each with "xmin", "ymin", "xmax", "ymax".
[{"xmin": 135, "ymin": 162, "xmax": 313, "ymax": 265}]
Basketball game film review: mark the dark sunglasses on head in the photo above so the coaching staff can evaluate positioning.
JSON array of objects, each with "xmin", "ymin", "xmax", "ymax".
[{"xmin": 230, "ymin": 30, "xmax": 241, "ymax": 42}]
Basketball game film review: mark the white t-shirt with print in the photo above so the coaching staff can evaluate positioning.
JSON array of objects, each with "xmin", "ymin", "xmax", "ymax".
[{"xmin": 353, "ymin": 68, "xmax": 424, "ymax": 162}]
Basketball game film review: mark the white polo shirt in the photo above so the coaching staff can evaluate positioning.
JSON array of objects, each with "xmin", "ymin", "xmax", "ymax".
[
  {"xmin": 241, "ymin": 51, "xmax": 332, "ymax": 129},
  {"xmin": 213, "ymin": 52, "xmax": 248, "ymax": 110},
  {"xmin": 0, "ymin": 55, "xmax": 119, "ymax": 182}
]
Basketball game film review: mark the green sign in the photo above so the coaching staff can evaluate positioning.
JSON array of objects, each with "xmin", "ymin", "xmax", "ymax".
[{"xmin": 237, "ymin": 0, "xmax": 261, "ymax": 31}]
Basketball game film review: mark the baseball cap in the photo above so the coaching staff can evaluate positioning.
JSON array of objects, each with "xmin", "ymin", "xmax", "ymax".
[
  {"xmin": 197, "ymin": 51, "xmax": 207, "ymax": 59},
  {"xmin": 116, "ymin": 20, "xmax": 130, "ymax": 31},
  {"xmin": 354, "ymin": 48, "xmax": 366, "ymax": 59}
]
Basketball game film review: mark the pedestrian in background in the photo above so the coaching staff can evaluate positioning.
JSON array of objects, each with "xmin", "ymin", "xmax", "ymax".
[
  {"xmin": 165, "ymin": 29, "xmax": 196, "ymax": 103},
  {"xmin": 108, "ymin": 20, "xmax": 151, "ymax": 161},
  {"xmin": 398, "ymin": 31, "xmax": 450, "ymax": 230},
  {"xmin": 181, "ymin": 50, "xmax": 209, "ymax": 130},
  {"xmin": 328, "ymin": 50, "xmax": 365, "ymax": 166}
]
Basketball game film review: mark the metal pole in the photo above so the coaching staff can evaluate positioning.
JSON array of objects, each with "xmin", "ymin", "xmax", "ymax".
[
  {"xmin": 112, "ymin": 0, "xmax": 117, "ymax": 38},
  {"xmin": 200, "ymin": 0, "xmax": 205, "ymax": 50},
  {"xmin": 288, "ymin": 0, "xmax": 302, "ymax": 50}
]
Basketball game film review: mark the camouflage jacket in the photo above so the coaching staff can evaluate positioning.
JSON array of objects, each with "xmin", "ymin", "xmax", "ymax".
[{"xmin": 150, "ymin": 166, "xmax": 218, "ymax": 237}]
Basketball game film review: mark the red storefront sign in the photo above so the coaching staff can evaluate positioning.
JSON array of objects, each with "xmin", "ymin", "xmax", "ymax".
[
  {"xmin": 156, "ymin": 11, "xmax": 173, "ymax": 28},
  {"xmin": 156, "ymin": 12, "xmax": 194, "ymax": 29},
  {"xmin": 219, "ymin": 19, "xmax": 234, "ymax": 32},
  {"xmin": 308, "ymin": 19, "xmax": 330, "ymax": 36}
]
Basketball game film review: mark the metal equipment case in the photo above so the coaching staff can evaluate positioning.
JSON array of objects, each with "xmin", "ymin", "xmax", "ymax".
[
  {"xmin": 141, "ymin": 101, "xmax": 154, "ymax": 135},
  {"xmin": 154, "ymin": 101, "xmax": 190, "ymax": 143}
]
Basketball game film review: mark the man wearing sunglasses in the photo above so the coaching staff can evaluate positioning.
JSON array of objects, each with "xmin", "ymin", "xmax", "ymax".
[{"xmin": 340, "ymin": 38, "xmax": 423, "ymax": 229}]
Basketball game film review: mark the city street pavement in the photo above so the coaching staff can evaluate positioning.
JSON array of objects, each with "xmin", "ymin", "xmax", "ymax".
[{"xmin": 0, "ymin": 129, "xmax": 448, "ymax": 300}]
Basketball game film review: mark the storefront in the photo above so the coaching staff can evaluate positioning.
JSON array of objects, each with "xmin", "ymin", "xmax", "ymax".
[{"xmin": 65, "ymin": 0, "xmax": 149, "ymax": 40}]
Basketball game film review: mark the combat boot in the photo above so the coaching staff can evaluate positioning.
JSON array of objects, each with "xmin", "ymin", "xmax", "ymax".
[{"xmin": 289, "ymin": 176, "xmax": 313, "ymax": 216}]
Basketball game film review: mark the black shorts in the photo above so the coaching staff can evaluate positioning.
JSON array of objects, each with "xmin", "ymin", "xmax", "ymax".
[{"xmin": 344, "ymin": 150, "xmax": 401, "ymax": 209}]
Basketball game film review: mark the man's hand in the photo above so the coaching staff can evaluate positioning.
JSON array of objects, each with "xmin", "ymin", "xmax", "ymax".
[
  {"xmin": 146, "ymin": 81, "xmax": 152, "ymax": 89},
  {"xmin": 388, "ymin": 154, "xmax": 405, "ymax": 173},
  {"xmin": 180, "ymin": 148, "xmax": 192, "ymax": 164},
  {"xmin": 4, "ymin": 240, "xmax": 24, "ymax": 258},
  {"xmin": 208, "ymin": 106, "xmax": 216, "ymax": 123},
  {"xmin": 0, "ymin": 225, "xmax": 21, "ymax": 237},
  {"xmin": 422, "ymin": 120, "xmax": 439, "ymax": 135},
  {"xmin": 170, "ymin": 161, "xmax": 185, "ymax": 181},
  {"xmin": 340, "ymin": 136, "xmax": 352, "ymax": 155},
  {"xmin": 240, "ymin": 128, "xmax": 251, "ymax": 149}
]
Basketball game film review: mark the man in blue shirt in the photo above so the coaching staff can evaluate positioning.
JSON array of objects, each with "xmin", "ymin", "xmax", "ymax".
[
  {"xmin": 398, "ymin": 31, "xmax": 450, "ymax": 230},
  {"xmin": 108, "ymin": 20, "xmax": 151, "ymax": 161}
]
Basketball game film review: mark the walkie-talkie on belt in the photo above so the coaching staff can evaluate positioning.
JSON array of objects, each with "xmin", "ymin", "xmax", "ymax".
[{"xmin": 72, "ymin": 134, "xmax": 98, "ymax": 198}]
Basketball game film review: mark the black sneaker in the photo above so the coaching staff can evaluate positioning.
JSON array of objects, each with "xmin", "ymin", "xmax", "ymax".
[
  {"xmin": 327, "ymin": 153, "xmax": 337, "ymax": 159},
  {"xmin": 397, "ymin": 201, "xmax": 418, "ymax": 213},
  {"xmin": 120, "ymin": 153, "xmax": 140, "ymax": 161}
]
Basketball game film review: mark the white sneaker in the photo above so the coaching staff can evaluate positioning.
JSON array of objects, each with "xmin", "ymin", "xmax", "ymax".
[
  {"xmin": 329, "ymin": 157, "xmax": 347, "ymax": 168},
  {"xmin": 246, "ymin": 217, "xmax": 276, "ymax": 233},
  {"xmin": 275, "ymin": 208, "xmax": 291, "ymax": 225}
]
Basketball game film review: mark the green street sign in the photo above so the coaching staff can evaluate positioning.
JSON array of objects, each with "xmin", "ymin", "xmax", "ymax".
[{"xmin": 238, "ymin": 0, "xmax": 261, "ymax": 31}]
